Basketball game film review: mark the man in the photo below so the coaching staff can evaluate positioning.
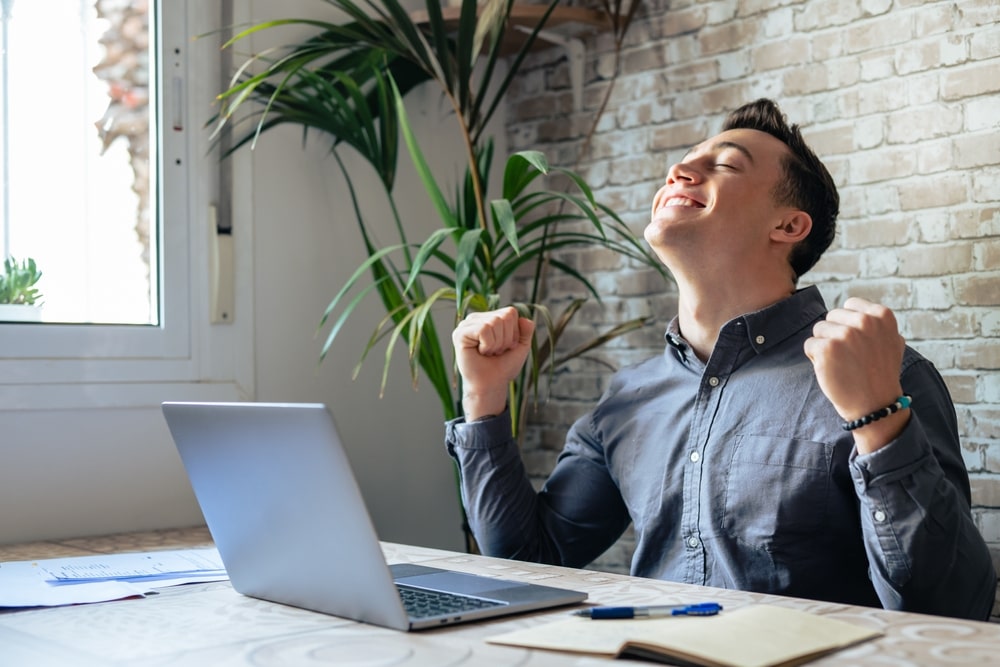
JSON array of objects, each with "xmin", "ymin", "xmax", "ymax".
[{"xmin": 445, "ymin": 99, "xmax": 996, "ymax": 620}]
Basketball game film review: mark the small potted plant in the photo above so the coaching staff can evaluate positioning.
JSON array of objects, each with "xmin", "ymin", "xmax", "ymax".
[{"xmin": 0, "ymin": 256, "xmax": 44, "ymax": 322}]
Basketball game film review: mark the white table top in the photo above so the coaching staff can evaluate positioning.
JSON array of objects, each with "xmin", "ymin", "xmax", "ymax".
[{"xmin": 2, "ymin": 527, "xmax": 998, "ymax": 666}]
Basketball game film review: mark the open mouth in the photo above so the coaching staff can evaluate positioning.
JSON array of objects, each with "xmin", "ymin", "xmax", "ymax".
[{"xmin": 662, "ymin": 196, "xmax": 705, "ymax": 209}]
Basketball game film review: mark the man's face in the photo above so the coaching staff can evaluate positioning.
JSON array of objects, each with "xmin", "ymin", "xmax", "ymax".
[{"xmin": 645, "ymin": 128, "xmax": 797, "ymax": 267}]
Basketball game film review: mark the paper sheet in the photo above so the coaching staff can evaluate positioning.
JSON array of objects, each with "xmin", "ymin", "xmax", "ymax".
[
  {"xmin": 39, "ymin": 548, "xmax": 225, "ymax": 584},
  {"xmin": 0, "ymin": 548, "xmax": 228, "ymax": 608}
]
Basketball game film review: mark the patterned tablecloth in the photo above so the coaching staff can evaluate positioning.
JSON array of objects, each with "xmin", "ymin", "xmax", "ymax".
[{"xmin": 1, "ymin": 527, "xmax": 998, "ymax": 666}]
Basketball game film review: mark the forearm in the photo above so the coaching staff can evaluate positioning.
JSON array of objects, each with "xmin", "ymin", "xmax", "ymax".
[
  {"xmin": 852, "ymin": 418, "xmax": 996, "ymax": 619},
  {"xmin": 445, "ymin": 410, "xmax": 631, "ymax": 568},
  {"xmin": 445, "ymin": 411, "xmax": 564, "ymax": 563}
]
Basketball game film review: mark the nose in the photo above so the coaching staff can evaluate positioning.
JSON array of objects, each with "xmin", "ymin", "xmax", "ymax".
[{"xmin": 666, "ymin": 160, "xmax": 699, "ymax": 184}]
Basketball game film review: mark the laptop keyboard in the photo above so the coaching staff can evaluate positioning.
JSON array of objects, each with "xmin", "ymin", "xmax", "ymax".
[{"xmin": 397, "ymin": 584, "xmax": 506, "ymax": 619}]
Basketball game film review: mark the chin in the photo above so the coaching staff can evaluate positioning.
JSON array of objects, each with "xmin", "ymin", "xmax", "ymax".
[{"xmin": 644, "ymin": 216, "xmax": 676, "ymax": 244}]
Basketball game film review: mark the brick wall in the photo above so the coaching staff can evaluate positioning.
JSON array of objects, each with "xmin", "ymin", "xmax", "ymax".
[{"xmin": 505, "ymin": 0, "xmax": 1000, "ymax": 619}]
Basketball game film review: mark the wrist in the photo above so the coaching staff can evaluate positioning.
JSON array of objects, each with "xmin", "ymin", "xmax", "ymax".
[
  {"xmin": 462, "ymin": 388, "xmax": 508, "ymax": 422},
  {"xmin": 851, "ymin": 409, "xmax": 910, "ymax": 454},
  {"xmin": 844, "ymin": 394, "xmax": 912, "ymax": 454}
]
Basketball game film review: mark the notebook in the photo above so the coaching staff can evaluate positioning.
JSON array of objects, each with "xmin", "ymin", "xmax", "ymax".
[{"xmin": 161, "ymin": 401, "xmax": 587, "ymax": 631}]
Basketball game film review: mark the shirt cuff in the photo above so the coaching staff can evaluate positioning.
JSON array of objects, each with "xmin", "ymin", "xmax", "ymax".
[
  {"xmin": 848, "ymin": 416, "xmax": 932, "ymax": 491},
  {"xmin": 445, "ymin": 409, "xmax": 514, "ymax": 452}
]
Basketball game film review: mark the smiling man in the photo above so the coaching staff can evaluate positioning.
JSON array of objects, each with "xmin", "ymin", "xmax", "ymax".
[{"xmin": 445, "ymin": 99, "xmax": 996, "ymax": 620}]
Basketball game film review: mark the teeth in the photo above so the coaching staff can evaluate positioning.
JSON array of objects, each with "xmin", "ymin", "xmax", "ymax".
[{"xmin": 664, "ymin": 197, "xmax": 700, "ymax": 208}]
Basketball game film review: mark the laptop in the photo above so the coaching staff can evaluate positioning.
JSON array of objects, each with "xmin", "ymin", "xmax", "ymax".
[{"xmin": 161, "ymin": 401, "xmax": 587, "ymax": 631}]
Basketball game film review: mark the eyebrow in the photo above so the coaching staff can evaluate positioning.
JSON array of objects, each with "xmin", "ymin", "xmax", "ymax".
[{"xmin": 682, "ymin": 140, "xmax": 755, "ymax": 164}]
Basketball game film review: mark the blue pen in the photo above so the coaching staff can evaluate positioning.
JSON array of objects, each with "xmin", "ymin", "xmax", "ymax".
[{"xmin": 572, "ymin": 602, "xmax": 722, "ymax": 619}]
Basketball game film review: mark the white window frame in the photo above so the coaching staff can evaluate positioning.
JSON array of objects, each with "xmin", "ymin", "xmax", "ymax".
[{"xmin": 0, "ymin": 1, "xmax": 253, "ymax": 410}]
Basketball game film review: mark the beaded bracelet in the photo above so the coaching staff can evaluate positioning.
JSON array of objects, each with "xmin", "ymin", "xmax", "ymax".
[{"xmin": 842, "ymin": 395, "xmax": 912, "ymax": 431}]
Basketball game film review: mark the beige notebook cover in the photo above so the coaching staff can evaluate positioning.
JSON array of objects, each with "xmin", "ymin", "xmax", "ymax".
[{"xmin": 488, "ymin": 604, "xmax": 881, "ymax": 667}]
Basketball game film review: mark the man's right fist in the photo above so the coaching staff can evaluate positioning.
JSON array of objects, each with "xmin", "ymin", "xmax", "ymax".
[{"xmin": 452, "ymin": 307, "xmax": 535, "ymax": 420}]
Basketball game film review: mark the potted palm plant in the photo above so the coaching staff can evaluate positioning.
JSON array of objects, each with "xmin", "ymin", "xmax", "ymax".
[
  {"xmin": 213, "ymin": 0, "xmax": 668, "ymax": 548},
  {"xmin": 0, "ymin": 256, "xmax": 43, "ymax": 322}
]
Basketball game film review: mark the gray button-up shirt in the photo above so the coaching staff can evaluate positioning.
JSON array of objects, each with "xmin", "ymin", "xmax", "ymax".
[{"xmin": 446, "ymin": 287, "xmax": 996, "ymax": 620}]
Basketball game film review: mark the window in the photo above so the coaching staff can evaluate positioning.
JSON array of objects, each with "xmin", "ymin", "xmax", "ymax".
[
  {"xmin": 1, "ymin": 0, "xmax": 156, "ymax": 325},
  {"xmin": 0, "ymin": 1, "xmax": 251, "ymax": 409}
]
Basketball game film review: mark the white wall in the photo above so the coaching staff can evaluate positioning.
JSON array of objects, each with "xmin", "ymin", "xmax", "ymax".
[{"xmin": 0, "ymin": 0, "xmax": 504, "ymax": 552}]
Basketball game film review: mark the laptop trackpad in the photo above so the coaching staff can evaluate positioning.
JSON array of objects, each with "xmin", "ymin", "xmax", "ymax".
[{"xmin": 398, "ymin": 572, "xmax": 526, "ymax": 595}]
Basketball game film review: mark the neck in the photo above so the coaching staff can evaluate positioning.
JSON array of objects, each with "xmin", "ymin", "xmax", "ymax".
[{"xmin": 673, "ymin": 271, "xmax": 796, "ymax": 361}]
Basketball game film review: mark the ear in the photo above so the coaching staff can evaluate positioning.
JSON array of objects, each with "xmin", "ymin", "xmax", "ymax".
[{"xmin": 769, "ymin": 210, "xmax": 812, "ymax": 245}]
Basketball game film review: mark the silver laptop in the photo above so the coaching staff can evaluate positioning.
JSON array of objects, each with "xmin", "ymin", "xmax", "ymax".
[{"xmin": 162, "ymin": 401, "xmax": 587, "ymax": 631}]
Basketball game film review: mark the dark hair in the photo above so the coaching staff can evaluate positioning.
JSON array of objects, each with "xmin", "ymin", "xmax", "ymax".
[{"xmin": 722, "ymin": 99, "xmax": 839, "ymax": 281}]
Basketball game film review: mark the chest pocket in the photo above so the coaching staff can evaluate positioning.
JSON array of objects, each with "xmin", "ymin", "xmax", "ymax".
[{"xmin": 721, "ymin": 434, "xmax": 834, "ymax": 548}]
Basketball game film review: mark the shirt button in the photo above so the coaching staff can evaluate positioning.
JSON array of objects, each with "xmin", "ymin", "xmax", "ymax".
[
  {"xmin": 689, "ymin": 451, "xmax": 700, "ymax": 463},
  {"xmin": 873, "ymin": 510, "xmax": 887, "ymax": 523},
  {"xmin": 755, "ymin": 335, "xmax": 765, "ymax": 345},
  {"xmin": 708, "ymin": 376, "xmax": 720, "ymax": 387},
  {"xmin": 687, "ymin": 536, "xmax": 700, "ymax": 548}
]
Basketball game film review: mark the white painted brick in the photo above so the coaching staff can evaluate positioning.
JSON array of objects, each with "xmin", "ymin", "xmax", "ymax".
[
  {"xmin": 854, "ymin": 115, "xmax": 884, "ymax": 149},
  {"xmin": 942, "ymin": 32, "xmax": 971, "ymax": 65},
  {"xmin": 859, "ymin": 50, "xmax": 895, "ymax": 82},
  {"xmin": 910, "ymin": 340, "xmax": 958, "ymax": 369},
  {"xmin": 747, "ymin": 76, "xmax": 784, "ymax": 102},
  {"xmin": 913, "ymin": 3, "xmax": 957, "ymax": 37},
  {"xmin": 982, "ymin": 374, "xmax": 1000, "ymax": 404},
  {"xmin": 665, "ymin": 34, "xmax": 701, "ymax": 65},
  {"xmin": 955, "ymin": 131, "xmax": 1000, "ymax": 168},
  {"xmin": 964, "ymin": 97, "xmax": 1000, "ymax": 132},
  {"xmin": 761, "ymin": 7, "xmax": 794, "ymax": 38},
  {"xmin": 972, "ymin": 167, "xmax": 1000, "ymax": 204},
  {"xmin": 977, "ymin": 510, "xmax": 1000, "ymax": 544},
  {"xmin": 904, "ymin": 71, "xmax": 942, "ymax": 107},
  {"xmin": 861, "ymin": 248, "xmax": 900, "ymax": 276},
  {"xmin": 649, "ymin": 101, "xmax": 675, "ymax": 125},
  {"xmin": 812, "ymin": 29, "xmax": 845, "ymax": 61},
  {"xmin": 960, "ymin": 443, "xmax": 984, "ymax": 474},
  {"xmin": 970, "ymin": 28, "xmax": 1000, "ymax": 60},
  {"xmin": 616, "ymin": 102, "xmax": 650, "ymax": 130},
  {"xmin": 705, "ymin": 0, "xmax": 738, "ymax": 25},
  {"xmin": 796, "ymin": 0, "xmax": 861, "ymax": 31},
  {"xmin": 812, "ymin": 96, "xmax": 844, "ymax": 124},
  {"xmin": 887, "ymin": 104, "xmax": 963, "ymax": 143},
  {"xmin": 594, "ymin": 112, "xmax": 617, "ymax": 133},
  {"xmin": 717, "ymin": 52, "xmax": 751, "ymax": 80},
  {"xmin": 913, "ymin": 210, "xmax": 956, "ymax": 243},
  {"xmin": 982, "ymin": 310, "xmax": 1000, "ymax": 338},
  {"xmin": 850, "ymin": 146, "xmax": 917, "ymax": 184},
  {"xmin": 954, "ymin": 2, "xmax": 1000, "ymax": 29},
  {"xmin": 860, "ymin": 0, "xmax": 892, "ymax": 17},
  {"xmin": 915, "ymin": 139, "xmax": 954, "ymax": 175},
  {"xmin": 859, "ymin": 184, "xmax": 901, "ymax": 215},
  {"xmin": 987, "ymin": 442, "xmax": 1000, "ymax": 475},
  {"xmin": 910, "ymin": 277, "xmax": 955, "ymax": 310}
]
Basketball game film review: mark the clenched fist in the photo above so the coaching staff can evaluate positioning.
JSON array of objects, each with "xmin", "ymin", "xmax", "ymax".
[
  {"xmin": 453, "ymin": 307, "xmax": 536, "ymax": 420},
  {"xmin": 804, "ymin": 297, "xmax": 909, "ymax": 453}
]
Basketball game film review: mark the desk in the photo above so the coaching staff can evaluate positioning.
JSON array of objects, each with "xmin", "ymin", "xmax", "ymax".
[{"xmin": 1, "ymin": 527, "xmax": 998, "ymax": 666}]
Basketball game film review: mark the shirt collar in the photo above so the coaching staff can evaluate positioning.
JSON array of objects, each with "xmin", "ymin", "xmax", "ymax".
[
  {"xmin": 740, "ymin": 285, "xmax": 828, "ymax": 354},
  {"xmin": 662, "ymin": 286, "xmax": 828, "ymax": 356}
]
